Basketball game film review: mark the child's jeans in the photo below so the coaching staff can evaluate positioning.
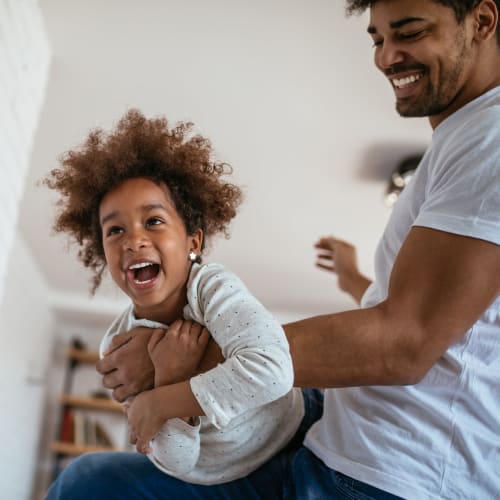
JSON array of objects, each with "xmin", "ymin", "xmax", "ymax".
[{"xmin": 45, "ymin": 389, "xmax": 401, "ymax": 499}]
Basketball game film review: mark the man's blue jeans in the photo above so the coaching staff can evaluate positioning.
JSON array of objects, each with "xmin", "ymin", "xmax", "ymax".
[{"xmin": 45, "ymin": 389, "xmax": 401, "ymax": 499}]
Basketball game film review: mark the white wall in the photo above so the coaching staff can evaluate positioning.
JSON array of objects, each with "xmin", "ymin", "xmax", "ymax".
[
  {"xmin": 21, "ymin": 0, "xmax": 431, "ymax": 318},
  {"xmin": 0, "ymin": 1, "xmax": 51, "ymax": 499},
  {"xmin": 0, "ymin": 234, "xmax": 54, "ymax": 500},
  {"xmin": 0, "ymin": 0, "xmax": 50, "ymax": 304}
]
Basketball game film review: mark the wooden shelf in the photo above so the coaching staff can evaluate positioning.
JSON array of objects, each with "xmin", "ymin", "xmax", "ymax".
[
  {"xmin": 50, "ymin": 441, "xmax": 117, "ymax": 456},
  {"xmin": 66, "ymin": 347, "xmax": 100, "ymax": 364},
  {"xmin": 60, "ymin": 394, "xmax": 123, "ymax": 412},
  {"xmin": 50, "ymin": 344, "xmax": 127, "ymax": 484}
]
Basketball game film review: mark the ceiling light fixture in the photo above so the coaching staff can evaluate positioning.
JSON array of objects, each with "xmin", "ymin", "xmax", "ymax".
[{"xmin": 384, "ymin": 154, "xmax": 423, "ymax": 208}]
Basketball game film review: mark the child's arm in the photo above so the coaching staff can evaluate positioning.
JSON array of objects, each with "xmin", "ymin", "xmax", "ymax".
[
  {"xmin": 96, "ymin": 325, "xmax": 223, "ymax": 402},
  {"xmin": 148, "ymin": 321, "xmax": 208, "ymax": 427},
  {"xmin": 126, "ymin": 380, "xmax": 205, "ymax": 454},
  {"xmin": 186, "ymin": 264, "xmax": 294, "ymax": 429},
  {"xmin": 125, "ymin": 383, "xmax": 202, "ymax": 475},
  {"xmin": 125, "ymin": 385, "xmax": 202, "ymax": 474},
  {"xmin": 119, "ymin": 321, "xmax": 209, "ymax": 473},
  {"xmin": 148, "ymin": 418, "xmax": 201, "ymax": 475}
]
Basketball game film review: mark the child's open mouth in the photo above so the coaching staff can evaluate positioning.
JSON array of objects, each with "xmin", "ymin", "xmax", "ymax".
[{"xmin": 127, "ymin": 262, "xmax": 161, "ymax": 285}]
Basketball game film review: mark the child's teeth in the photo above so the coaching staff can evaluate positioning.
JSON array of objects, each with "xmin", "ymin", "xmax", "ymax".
[{"xmin": 129, "ymin": 262, "xmax": 152, "ymax": 270}]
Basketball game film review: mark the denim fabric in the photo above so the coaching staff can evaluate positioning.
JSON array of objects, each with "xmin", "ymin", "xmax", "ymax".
[
  {"xmin": 45, "ymin": 389, "xmax": 399, "ymax": 499},
  {"xmin": 283, "ymin": 388, "xmax": 324, "ymax": 453},
  {"xmin": 284, "ymin": 447, "xmax": 403, "ymax": 500},
  {"xmin": 45, "ymin": 451, "xmax": 284, "ymax": 499}
]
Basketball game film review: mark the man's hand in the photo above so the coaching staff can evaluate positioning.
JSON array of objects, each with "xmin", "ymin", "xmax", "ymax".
[
  {"xmin": 148, "ymin": 320, "xmax": 210, "ymax": 387},
  {"xmin": 315, "ymin": 235, "xmax": 372, "ymax": 304},
  {"xmin": 96, "ymin": 327, "xmax": 155, "ymax": 402}
]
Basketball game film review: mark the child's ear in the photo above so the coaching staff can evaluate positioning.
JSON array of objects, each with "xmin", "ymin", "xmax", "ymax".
[{"xmin": 189, "ymin": 228, "xmax": 204, "ymax": 254}]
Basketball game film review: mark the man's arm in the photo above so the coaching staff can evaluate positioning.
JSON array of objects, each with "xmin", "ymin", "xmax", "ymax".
[
  {"xmin": 98, "ymin": 226, "xmax": 500, "ymax": 395},
  {"xmin": 288, "ymin": 226, "xmax": 500, "ymax": 388}
]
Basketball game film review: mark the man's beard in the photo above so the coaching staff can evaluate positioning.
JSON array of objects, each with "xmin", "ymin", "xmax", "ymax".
[{"xmin": 397, "ymin": 28, "xmax": 469, "ymax": 117}]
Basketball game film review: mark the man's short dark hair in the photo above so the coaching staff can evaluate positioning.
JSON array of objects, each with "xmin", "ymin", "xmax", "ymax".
[{"xmin": 345, "ymin": 0, "xmax": 500, "ymax": 45}]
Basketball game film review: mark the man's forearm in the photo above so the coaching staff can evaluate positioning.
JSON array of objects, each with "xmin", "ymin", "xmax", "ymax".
[
  {"xmin": 284, "ymin": 305, "xmax": 424, "ymax": 388},
  {"xmin": 347, "ymin": 274, "xmax": 372, "ymax": 305},
  {"xmin": 192, "ymin": 306, "xmax": 408, "ymax": 389}
]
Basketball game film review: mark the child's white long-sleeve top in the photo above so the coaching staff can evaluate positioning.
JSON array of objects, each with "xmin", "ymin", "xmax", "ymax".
[{"xmin": 100, "ymin": 262, "xmax": 304, "ymax": 485}]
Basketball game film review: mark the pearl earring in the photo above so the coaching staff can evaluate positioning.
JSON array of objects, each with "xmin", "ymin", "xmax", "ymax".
[{"xmin": 188, "ymin": 251, "xmax": 197, "ymax": 262}]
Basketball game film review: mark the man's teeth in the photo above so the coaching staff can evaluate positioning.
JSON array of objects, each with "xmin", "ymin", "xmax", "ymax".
[{"xmin": 392, "ymin": 73, "xmax": 422, "ymax": 88}]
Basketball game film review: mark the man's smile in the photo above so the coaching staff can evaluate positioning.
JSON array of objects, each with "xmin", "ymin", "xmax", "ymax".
[{"xmin": 391, "ymin": 72, "xmax": 424, "ymax": 89}]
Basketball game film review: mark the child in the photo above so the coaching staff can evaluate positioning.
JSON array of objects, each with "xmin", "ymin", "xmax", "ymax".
[{"xmin": 44, "ymin": 109, "xmax": 307, "ymax": 486}]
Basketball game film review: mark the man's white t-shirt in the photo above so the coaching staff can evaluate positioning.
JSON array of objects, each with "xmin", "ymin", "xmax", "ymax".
[{"xmin": 304, "ymin": 86, "xmax": 500, "ymax": 499}]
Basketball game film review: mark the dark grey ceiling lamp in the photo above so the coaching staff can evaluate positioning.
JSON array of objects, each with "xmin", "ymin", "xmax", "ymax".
[{"xmin": 384, "ymin": 154, "xmax": 423, "ymax": 208}]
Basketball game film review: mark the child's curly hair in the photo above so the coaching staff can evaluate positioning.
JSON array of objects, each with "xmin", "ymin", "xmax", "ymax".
[{"xmin": 44, "ymin": 109, "xmax": 243, "ymax": 293}]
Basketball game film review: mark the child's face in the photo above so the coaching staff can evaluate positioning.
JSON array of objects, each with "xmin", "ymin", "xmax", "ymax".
[{"xmin": 99, "ymin": 177, "xmax": 202, "ymax": 324}]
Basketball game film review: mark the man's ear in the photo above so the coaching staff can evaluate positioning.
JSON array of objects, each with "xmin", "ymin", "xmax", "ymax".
[{"xmin": 473, "ymin": 0, "xmax": 498, "ymax": 42}]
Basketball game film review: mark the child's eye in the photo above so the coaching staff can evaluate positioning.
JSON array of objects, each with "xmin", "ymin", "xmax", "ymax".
[
  {"xmin": 106, "ymin": 226, "xmax": 123, "ymax": 236},
  {"xmin": 371, "ymin": 38, "xmax": 383, "ymax": 48}
]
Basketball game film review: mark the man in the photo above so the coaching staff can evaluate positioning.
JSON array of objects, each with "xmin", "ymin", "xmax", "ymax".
[
  {"xmin": 285, "ymin": 2, "xmax": 500, "ymax": 497},
  {"xmin": 51, "ymin": 1, "xmax": 500, "ymax": 498}
]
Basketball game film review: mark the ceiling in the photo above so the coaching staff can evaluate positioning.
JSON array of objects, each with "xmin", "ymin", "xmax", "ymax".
[{"xmin": 19, "ymin": 0, "xmax": 431, "ymax": 324}]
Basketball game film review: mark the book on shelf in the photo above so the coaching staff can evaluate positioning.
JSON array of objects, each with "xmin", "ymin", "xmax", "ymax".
[
  {"xmin": 95, "ymin": 420, "xmax": 114, "ymax": 447},
  {"xmin": 60, "ymin": 408, "xmax": 74, "ymax": 443},
  {"xmin": 73, "ymin": 411, "xmax": 85, "ymax": 446},
  {"xmin": 61, "ymin": 410, "xmax": 114, "ymax": 448}
]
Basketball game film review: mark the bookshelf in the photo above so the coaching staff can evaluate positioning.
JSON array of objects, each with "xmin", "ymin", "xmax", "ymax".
[
  {"xmin": 51, "ymin": 339, "xmax": 127, "ymax": 479},
  {"xmin": 59, "ymin": 394, "xmax": 123, "ymax": 412}
]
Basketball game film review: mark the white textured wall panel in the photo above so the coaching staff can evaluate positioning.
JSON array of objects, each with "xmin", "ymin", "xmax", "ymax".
[
  {"xmin": 0, "ymin": 3, "xmax": 51, "ymax": 499},
  {"xmin": 0, "ymin": 0, "xmax": 50, "ymax": 305},
  {"xmin": 0, "ymin": 234, "xmax": 54, "ymax": 500}
]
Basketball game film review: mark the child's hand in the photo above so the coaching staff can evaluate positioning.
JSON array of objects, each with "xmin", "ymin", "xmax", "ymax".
[
  {"xmin": 125, "ymin": 390, "xmax": 165, "ymax": 454},
  {"xmin": 147, "ymin": 320, "xmax": 210, "ymax": 387}
]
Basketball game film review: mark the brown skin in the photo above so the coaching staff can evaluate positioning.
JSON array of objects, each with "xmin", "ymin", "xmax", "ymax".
[
  {"xmin": 97, "ymin": 327, "xmax": 223, "ymax": 402},
  {"xmin": 97, "ymin": 0, "xmax": 500, "ymax": 410},
  {"xmin": 99, "ymin": 329, "xmax": 155, "ymax": 398},
  {"xmin": 289, "ymin": 227, "xmax": 500, "ymax": 387},
  {"xmin": 314, "ymin": 236, "xmax": 372, "ymax": 304},
  {"xmin": 148, "ymin": 321, "xmax": 210, "ymax": 387},
  {"xmin": 368, "ymin": 0, "xmax": 500, "ymax": 127},
  {"xmin": 132, "ymin": 320, "xmax": 209, "ymax": 452}
]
